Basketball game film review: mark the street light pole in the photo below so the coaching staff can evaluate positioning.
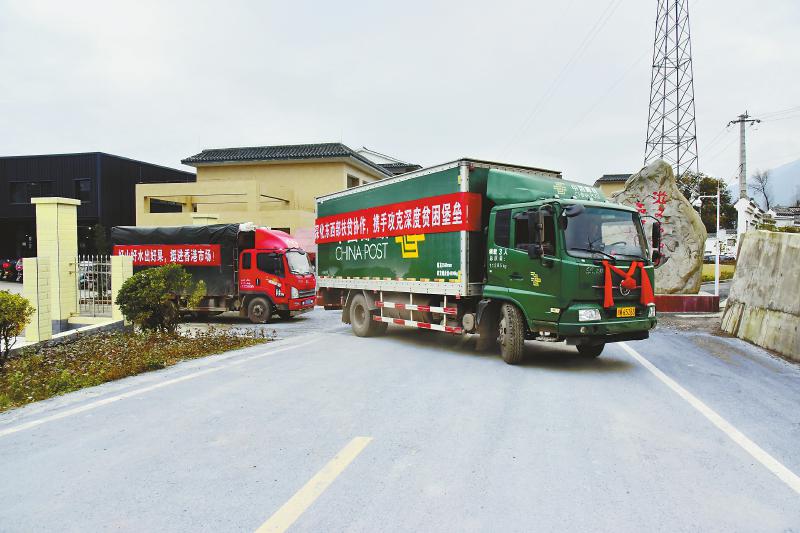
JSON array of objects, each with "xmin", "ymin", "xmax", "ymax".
[
  {"xmin": 694, "ymin": 184, "xmax": 721, "ymax": 297},
  {"xmin": 715, "ymin": 182, "xmax": 720, "ymax": 297}
]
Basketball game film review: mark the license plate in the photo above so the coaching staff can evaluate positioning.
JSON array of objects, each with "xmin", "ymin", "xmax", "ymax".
[
  {"xmin": 303, "ymin": 299, "xmax": 314, "ymax": 306},
  {"xmin": 616, "ymin": 306, "xmax": 636, "ymax": 318}
]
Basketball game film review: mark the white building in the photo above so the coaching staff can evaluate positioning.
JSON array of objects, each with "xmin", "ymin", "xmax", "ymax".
[
  {"xmin": 734, "ymin": 197, "xmax": 766, "ymax": 235},
  {"xmin": 766, "ymin": 206, "xmax": 800, "ymax": 228}
]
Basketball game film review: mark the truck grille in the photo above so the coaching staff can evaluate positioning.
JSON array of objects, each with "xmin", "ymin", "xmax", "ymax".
[{"xmin": 298, "ymin": 289, "xmax": 316, "ymax": 299}]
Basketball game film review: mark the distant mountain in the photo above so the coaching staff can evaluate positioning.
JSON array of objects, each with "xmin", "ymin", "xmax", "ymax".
[{"xmin": 765, "ymin": 159, "xmax": 800, "ymax": 207}]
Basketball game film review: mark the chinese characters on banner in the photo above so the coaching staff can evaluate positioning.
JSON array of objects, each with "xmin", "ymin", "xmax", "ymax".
[
  {"xmin": 315, "ymin": 192, "xmax": 482, "ymax": 244},
  {"xmin": 113, "ymin": 244, "xmax": 222, "ymax": 266}
]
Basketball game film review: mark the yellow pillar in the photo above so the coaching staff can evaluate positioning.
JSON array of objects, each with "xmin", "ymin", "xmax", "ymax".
[
  {"xmin": 23, "ymin": 257, "xmax": 52, "ymax": 342},
  {"xmin": 191, "ymin": 213, "xmax": 219, "ymax": 226},
  {"xmin": 31, "ymin": 197, "xmax": 80, "ymax": 333},
  {"xmin": 111, "ymin": 255, "xmax": 134, "ymax": 324}
]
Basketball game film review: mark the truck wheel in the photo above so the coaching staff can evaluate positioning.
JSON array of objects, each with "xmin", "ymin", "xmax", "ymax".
[
  {"xmin": 350, "ymin": 293, "xmax": 386, "ymax": 337},
  {"xmin": 498, "ymin": 303, "xmax": 525, "ymax": 365},
  {"xmin": 577, "ymin": 343, "xmax": 604, "ymax": 358},
  {"xmin": 247, "ymin": 297, "xmax": 273, "ymax": 324}
]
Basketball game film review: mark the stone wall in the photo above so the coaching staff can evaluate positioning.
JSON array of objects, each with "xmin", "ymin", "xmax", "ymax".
[{"xmin": 721, "ymin": 231, "xmax": 800, "ymax": 360}]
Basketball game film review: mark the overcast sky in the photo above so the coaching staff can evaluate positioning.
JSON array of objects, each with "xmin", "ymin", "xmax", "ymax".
[{"xmin": 1, "ymin": 0, "xmax": 798, "ymax": 187}]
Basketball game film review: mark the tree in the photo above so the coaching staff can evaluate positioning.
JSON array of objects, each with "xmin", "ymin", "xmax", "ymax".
[
  {"xmin": 677, "ymin": 173, "xmax": 736, "ymax": 233},
  {"xmin": 114, "ymin": 264, "xmax": 205, "ymax": 333},
  {"xmin": 0, "ymin": 291, "xmax": 35, "ymax": 363},
  {"xmin": 92, "ymin": 224, "xmax": 110, "ymax": 255},
  {"xmin": 749, "ymin": 170, "xmax": 773, "ymax": 211},
  {"xmin": 676, "ymin": 171, "xmax": 704, "ymax": 201}
]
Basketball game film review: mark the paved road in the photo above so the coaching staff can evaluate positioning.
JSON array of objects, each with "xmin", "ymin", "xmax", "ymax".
[
  {"xmin": 700, "ymin": 279, "xmax": 732, "ymax": 300},
  {"xmin": 1, "ymin": 309, "xmax": 798, "ymax": 532},
  {"xmin": 0, "ymin": 280, "xmax": 23, "ymax": 294}
]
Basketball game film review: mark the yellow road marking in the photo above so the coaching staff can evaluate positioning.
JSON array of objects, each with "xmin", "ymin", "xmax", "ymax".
[{"xmin": 255, "ymin": 436, "xmax": 373, "ymax": 532}]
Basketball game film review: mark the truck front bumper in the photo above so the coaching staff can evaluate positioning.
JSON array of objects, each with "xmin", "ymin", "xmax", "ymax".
[
  {"xmin": 556, "ymin": 316, "xmax": 656, "ymax": 344},
  {"xmin": 277, "ymin": 296, "xmax": 316, "ymax": 314}
]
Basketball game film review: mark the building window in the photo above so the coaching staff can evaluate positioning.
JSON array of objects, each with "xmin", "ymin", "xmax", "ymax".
[
  {"xmin": 149, "ymin": 199, "xmax": 184, "ymax": 213},
  {"xmin": 9, "ymin": 181, "xmax": 55, "ymax": 204},
  {"xmin": 347, "ymin": 175, "xmax": 360, "ymax": 188},
  {"xmin": 74, "ymin": 179, "xmax": 92, "ymax": 203}
]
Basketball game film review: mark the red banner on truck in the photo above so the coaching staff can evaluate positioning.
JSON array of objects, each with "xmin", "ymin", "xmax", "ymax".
[
  {"xmin": 314, "ymin": 192, "xmax": 482, "ymax": 244},
  {"xmin": 113, "ymin": 244, "xmax": 221, "ymax": 266}
]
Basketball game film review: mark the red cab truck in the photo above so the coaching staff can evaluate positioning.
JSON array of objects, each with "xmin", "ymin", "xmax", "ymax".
[{"xmin": 111, "ymin": 223, "xmax": 316, "ymax": 323}]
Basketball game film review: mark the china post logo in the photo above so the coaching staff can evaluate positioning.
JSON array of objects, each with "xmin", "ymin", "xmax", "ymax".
[{"xmin": 395, "ymin": 234, "xmax": 425, "ymax": 258}]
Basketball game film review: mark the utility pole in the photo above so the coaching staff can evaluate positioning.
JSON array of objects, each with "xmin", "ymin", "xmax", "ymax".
[{"xmin": 728, "ymin": 111, "xmax": 761, "ymax": 200}]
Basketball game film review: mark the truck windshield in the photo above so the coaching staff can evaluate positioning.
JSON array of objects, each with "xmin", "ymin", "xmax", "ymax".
[
  {"xmin": 286, "ymin": 250, "xmax": 312, "ymax": 274},
  {"xmin": 564, "ymin": 206, "xmax": 648, "ymax": 261}
]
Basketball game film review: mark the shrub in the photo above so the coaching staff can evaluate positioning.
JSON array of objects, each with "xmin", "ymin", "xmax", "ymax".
[
  {"xmin": 0, "ymin": 329, "xmax": 265, "ymax": 412},
  {"xmin": 0, "ymin": 291, "xmax": 35, "ymax": 364},
  {"xmin": 115, "ymin": 264, "xmax": 205, "ymax": 333}
]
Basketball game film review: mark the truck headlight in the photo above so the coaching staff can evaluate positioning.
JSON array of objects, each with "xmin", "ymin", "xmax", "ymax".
[
  {"xmin": 648, "ymin": 305, "xmax": 656, "ymax": 318},
  {"xmin": 291, "ymin": 286, "xmax": 299, "ymax": 299},
  {"xmin": 578, "ymin": 309, "xmax": 601, "ymax": 322}
]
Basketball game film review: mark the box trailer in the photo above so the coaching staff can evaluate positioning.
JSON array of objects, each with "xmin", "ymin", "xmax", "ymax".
[
  {"xmin": 112, "ymin": 223, "xmax": 316, "ymax": 323},
  {"xmin": 315, "ymin": 159, "xmax": 658, "ymax": 364}
]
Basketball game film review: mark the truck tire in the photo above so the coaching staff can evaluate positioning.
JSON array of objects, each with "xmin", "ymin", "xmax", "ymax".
[
  {"xmin": 498, "ymin": 303, "xmax": 525, "ymax": 365},
  {"xmin": 350, "ymin": 293, "xmax": 386, "ymax": 337},
  {"xmin": 577, "ymin": 343, "xmax": 604, "ymax": 358},
  {"xmin": 247, "ymin": 297, "xmax": 273, "ymax": 324}
]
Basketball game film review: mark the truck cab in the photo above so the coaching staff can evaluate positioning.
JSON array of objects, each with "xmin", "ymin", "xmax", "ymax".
[
  {"xmin": 483, "ymin": 199, "xmax": 658, "ymax": 355},
  {"xmin": 237, "ymin": 228, "xmax": 316, "ymax": 322}
]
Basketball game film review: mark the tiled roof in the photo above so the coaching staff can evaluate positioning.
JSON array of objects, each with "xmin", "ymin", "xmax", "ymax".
[
  {"xmin": 379, "ymin": 162, "xmax": 423, "ymax": 175},
  {"xmin": 181, "ymin": 143, "xmax": 391, "ymax": 177},
  {"xmin": 773, "ymin": 206, "xmax": 800, "ymax": 216},
  {"xmin": 595, "ymin": 173, "xmax": 632, "ymax": 184}
]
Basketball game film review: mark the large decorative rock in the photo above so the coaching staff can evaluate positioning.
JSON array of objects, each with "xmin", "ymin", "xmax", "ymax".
[{"xmin": 611, "ymin": 160, "xmax": 706, "ymax": 294}]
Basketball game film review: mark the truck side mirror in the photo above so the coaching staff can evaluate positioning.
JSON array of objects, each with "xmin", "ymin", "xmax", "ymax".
[
  {"xmin": 527, "ymin": 210, "xmax": 543, "ymax": 259},
  {"xmin": 651, "ymin": 222, "xmax": 661, "ymax": 251},
  {"xmin": 650, "ymin": 222, "xmax": 662, "ymax": 263}
]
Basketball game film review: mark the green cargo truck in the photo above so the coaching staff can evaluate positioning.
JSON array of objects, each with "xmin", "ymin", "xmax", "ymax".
[{"xmin": 315, "ymin": 158, "xmax": 659, "ymax": 364}]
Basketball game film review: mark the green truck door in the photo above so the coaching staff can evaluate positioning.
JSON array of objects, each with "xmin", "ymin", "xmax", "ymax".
[{"xmin": 505, "ymin": 207, "xmax": 562, "ymax": 329}]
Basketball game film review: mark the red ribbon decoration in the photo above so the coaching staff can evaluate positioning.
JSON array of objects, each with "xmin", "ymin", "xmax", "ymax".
[{"xmin": 601, "ymin": 260, "xmax": 654, "ymax": 308}]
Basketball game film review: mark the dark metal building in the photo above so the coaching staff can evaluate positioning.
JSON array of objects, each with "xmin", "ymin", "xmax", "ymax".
[{"xmin": 0, "ymin": 152, "xmax": 195, "ymax": 258}]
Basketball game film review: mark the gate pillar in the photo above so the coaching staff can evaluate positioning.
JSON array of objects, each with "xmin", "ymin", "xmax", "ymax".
[
  {"xmin": 31, "ymin": 197, "xmax": 80, "ymax": 333},
  {"xmin": 111, "ymin": 255, "xmax": 134, "ymax": 324}
]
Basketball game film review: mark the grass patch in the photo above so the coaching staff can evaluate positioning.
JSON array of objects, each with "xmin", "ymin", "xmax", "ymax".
[
  {"xmin": 0, "ymin": 329, "xmax": 266, "ymax": 412},
  {"xmin": 701, "ymin": 263, "xmax": 735, "ymax": 283}
]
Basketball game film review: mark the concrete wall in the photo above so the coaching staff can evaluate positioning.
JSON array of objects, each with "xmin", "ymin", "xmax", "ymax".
[
  {"xmin": 135, "ymin": 160, "xmax": 383, "ymax": 233},
  {"xmin": 721, "ymin": 230, "xmax": 800, "ymax": 360}
]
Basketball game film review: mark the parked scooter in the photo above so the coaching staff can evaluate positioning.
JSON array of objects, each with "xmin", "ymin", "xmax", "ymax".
[
  {"xmin": 15, "ymin": 258, "xmax": 23, "ymax": 283},
  {"xmin": 1, "ymin": 259, "xmax": 17, "ymax": 281}
]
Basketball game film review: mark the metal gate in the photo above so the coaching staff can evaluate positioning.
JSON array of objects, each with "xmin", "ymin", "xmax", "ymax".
[{"xmin": 77, "ymin": 255, "xmax": 112, "ymax": 317}]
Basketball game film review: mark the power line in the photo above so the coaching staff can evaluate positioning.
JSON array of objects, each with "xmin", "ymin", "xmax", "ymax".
[
  {"xmin": 501, "ymin": 0, "xmax": 625, "ymax": 155},
  {"xmin": 551, "ymin": 49, "xmax": 649, "ymax": 146}
]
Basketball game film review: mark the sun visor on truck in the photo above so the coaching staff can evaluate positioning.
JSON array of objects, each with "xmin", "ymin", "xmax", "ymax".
[{"xmin": 486, "ymin": 169, "xmax": 606, "ymax": 206}]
